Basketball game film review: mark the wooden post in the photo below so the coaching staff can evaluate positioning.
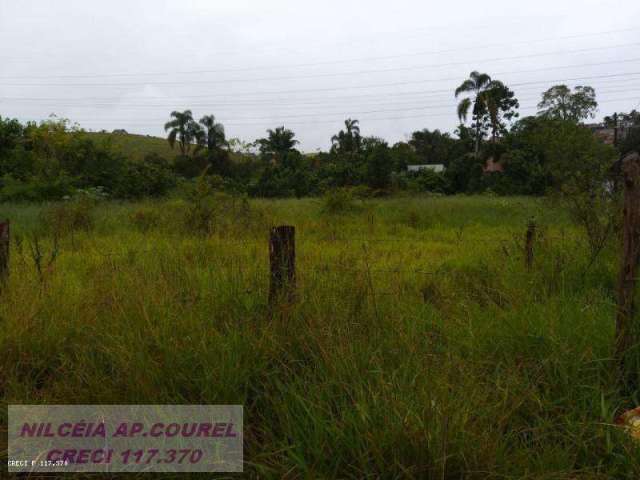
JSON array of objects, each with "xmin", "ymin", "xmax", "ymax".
[
  {"xmin": 615, "ymin": 152, "xmax": 640, "ymax": 394},
  {"xmin": 0, "ymin": 220, "xmax": 9, "ymax": 280},
  {"xmin": 525, "ymin": 219, "xmax": 536, "ymax": 271},
  {"xmin": 269, "ymin": 225, "xmax": 296, "ymax": 304}
]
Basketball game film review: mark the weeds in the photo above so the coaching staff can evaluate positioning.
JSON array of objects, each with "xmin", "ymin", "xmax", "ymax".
[
  {"xmin": 42, "ymin": 193, "xmax": 96, "ymax": 237},
  {"xmin": 130, "ymin": 207, "xmax": 161, "ymax": 233},
  {"xmin": 0, "ymin": 195, "xmax": 635, "ymax": 479},
  {"xmin": 27, "ymin": 232, "xmax": 59, "ymax": 283},
  {"xmin": 321, "ymin": 188, "xmax": 358, "ymax": 214}
]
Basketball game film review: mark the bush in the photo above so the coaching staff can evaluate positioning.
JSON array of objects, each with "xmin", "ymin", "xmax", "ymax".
[
  {"xmin": 115, "ymin": 154, "xmax": 177, "ymax": 198},
  {"xmin": 365, "ymin": 145, "xmax": 393, "ymax": 190},
  {"xmin": 248, "ymin": 163, "xmax": 319, "ymax": 198},
  {"xmin": 0, "ymin": 173, "xmax": 75, "ymax": 202},
  {"xmin": 42, "ymin": 194, "xmax": 95, "ymax": 236},
  {"xmin": 350, "ymin": 185, "xmax": 373, "ymax": 199},
  {"xmin": 445, "ymin": 154, "xmax": 485, "ymax": 193},
  {"xmin": 183, "ymin": 178, "xmax": 218, "ymax": 235},
  {"xmin": 179, "ymin": 174, "xmax": 268, "ymax": 236},
  {"xmin": 407, "ymin": 169, "xmax": 448, "ymax": 193},
  {"xmin": 321, "ymin": 188, "xmax": 357, "ymax": 214},
  {"xmin": 130, "ymin": 207, "xmax": 161, "ymax": 233}
]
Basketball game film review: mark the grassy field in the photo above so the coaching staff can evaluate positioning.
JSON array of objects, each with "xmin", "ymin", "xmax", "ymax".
[
  {"xmin": 82, "ymin": 132, "xmax": 177, "ymax": 162},
  {"xmin": 1, "ymin": 195, "xmax": 639, "ymax": 478},
  {"xmin": 82, "ymin": 131, "xmax": 245, "ymax": 163}
]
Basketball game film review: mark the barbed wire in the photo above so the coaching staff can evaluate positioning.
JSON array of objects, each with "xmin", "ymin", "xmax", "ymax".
[
  {"xmin": 268, "ymin": 231, "xmax": 574, "ymax": 246},
  {"xmin": 14, "ymin": 230, "xmax": 579, "ymax": 261},
  {"xmin": 9, "ymin": 226, "xmax": 598, "ymax": 297}
]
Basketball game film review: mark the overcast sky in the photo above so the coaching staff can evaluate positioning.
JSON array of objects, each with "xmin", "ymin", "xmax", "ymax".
[{"xmin": 1, "ymin": 0, "xmax": 639, "ymax": 151}]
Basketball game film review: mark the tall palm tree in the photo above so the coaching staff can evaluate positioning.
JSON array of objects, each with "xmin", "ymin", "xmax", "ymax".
[
  {"xmin": 199, "ymin": 115, "xmax": 226, "ymax": 152},
  {"xmin": 164, "ymin": 110, "xmax": 199, "ymax": 156},
  {"xmin": 331, "ymin": 118, "xmax": 361, "ymax": 156},
  {"xmin": 455, "ymin": 71, "xmax": 493, "ymax": 157},
  {"xmin": 197, "ymin": 114, "xmax": 227, "ymax": 173}
]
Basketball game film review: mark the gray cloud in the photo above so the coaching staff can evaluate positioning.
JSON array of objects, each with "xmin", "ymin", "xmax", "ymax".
[{"xmin": 1, "ymin": 0, "xmax": 639, "ymax": 150}]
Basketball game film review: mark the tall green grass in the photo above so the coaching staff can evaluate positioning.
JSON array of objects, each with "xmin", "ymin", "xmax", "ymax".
[{"xmin": 1, "ymin": 195, "xmax": 638, "ymax": 479}]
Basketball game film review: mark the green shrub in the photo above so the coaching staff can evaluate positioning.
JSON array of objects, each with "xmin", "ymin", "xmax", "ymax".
[
  {"xmin": 42, "ymin": 196, "xmax": 95, "ymax": 236},
  {"xmin": 180, "ymin": 175, "xmax": 268, "ymax": 236},
  {"xmin": 0, "ymin": 173, "xmax": 75, "ymax": 202},
  {"xmin": 350, "ymin": 185, "xmax": 373, "ymax": 199},
  {"xmin": 321, "ymin": 188, "xmax": 357, "ymax": 214},
  {"xmin": 407, "ymin": 169, "xmax": 448, "ymax": 193}
]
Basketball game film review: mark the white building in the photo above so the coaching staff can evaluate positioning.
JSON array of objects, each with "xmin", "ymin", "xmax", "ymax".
[{"xmin": 407, "ymin": 164, "xmax": 445, "ymax": 174}]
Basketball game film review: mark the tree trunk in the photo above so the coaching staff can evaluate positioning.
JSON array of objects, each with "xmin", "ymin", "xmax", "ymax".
[{"xmin": 615, "ymin": 152, "xmax": 640, "ymax": 395}]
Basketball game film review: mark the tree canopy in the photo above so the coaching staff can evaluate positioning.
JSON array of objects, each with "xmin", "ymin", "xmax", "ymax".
[
  {"xmin": 1, "ymin": 73, "xmax": 635, "ymax": 201},
  {"xmin": 455, "ymin": 71, "xmax": 519, "ymax": 156},
  {"xmin": 537, "ymin": 85, "xmax": 598, "ymax": 122},
  {"xmin": 164, "ymin": 110, "xmax": 201, "ymax": 156}
]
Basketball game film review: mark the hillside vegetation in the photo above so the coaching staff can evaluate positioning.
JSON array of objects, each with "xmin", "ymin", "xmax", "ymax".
[
  {"xmin": 2, "ymin": 79, "xmax": 638, "ymax": 203},
  {"xmin": 82, "ymin": 131, "xmax": 176, "ymax": 162}
]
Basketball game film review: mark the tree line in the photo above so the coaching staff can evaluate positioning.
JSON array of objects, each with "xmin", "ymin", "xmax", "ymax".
[{"xmin": 0, "ymin": 71, "xmax": 638, "ymax": 201}]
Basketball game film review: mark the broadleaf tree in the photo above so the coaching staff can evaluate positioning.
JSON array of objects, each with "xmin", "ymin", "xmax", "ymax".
[{"xmin": 537, "ymin": 85, "xmax": 598, "ymax": 123}]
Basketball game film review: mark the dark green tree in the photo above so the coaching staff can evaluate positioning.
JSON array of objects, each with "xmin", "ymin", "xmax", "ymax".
[
  {"xmin": 198, "ymin": 114, "xmax": 229, "ymax": 174},
  {"xmin": 456, "ymin": 72, "xmax": 519, "ymax": 156},
  {"xmin": 331, "ymin": 118, "xmax": 361, "ymax": 157},
  {"xmin": 0, "ymin": 116, "xmax": 24, "ymax": 154},
  {"xmin": 537, "ymin": 85, "xmax": 597, "ymax": 122},
  {"xmin": 409, "ymin": 129, "xmax": 470, "ymax": 166},
  {"xmin": 198, "ymin": 115, "xmax": 226, "ymax": 152},
  {"xmin": 390, "ymin": 142, "xmax": 418, "ymax": 171},
  {"xmin": 482, "ymin": 81, "xmax": 519, "ymax": 144},
  {"xmin": 445, "ymin": 154, "xmax": 485, "ymax": 193},
  {"xmin": 258, "ymin": 126, "xmax": 299, "ymax": 165},
  {"xmin": 365, "ymin": 143, "xmax": 392, "ymax": 190}
]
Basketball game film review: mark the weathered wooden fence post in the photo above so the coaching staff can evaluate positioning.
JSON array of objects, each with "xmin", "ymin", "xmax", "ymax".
[
  {"xmin": 615, "ymin": 152, "xmax": 640, "ymax": 393},
  {"xmin": 269, "ymin": 225, "xmax": 296, "ymax": 305},
  {"xmin": 525, "ymin": 219, "xmax": 536, "ymax": 271},
  {"xmin": 0, "ymin": 220, "xmax": 9, "ymax": 280}
]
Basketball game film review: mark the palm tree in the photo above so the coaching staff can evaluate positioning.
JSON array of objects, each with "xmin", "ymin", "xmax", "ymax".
[
  {"xmin": 197, "ymin": 114, "xmax": 227, "ymax": 173},
  {"xmin": 258, "ymin": 126, "xmax": 298, "ymax": 162},
  {"xmin": 331, "ymin": 118, "xmax": 361, "ymax": 156},
  {"xmin": 455, "ymin": 71, "xmax": 493, "ymax": 157},
  {"xmin": 164, "ymin": 110, "xmax": 199, "ymax": 156},
  {"xmin": 199, "ymin": 115, "xmax": 226, "ymax": 152}
]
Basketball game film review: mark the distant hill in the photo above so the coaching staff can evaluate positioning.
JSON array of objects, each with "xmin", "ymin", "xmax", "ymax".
[
  {"xmin": 82, "ymin": 131, "xmax": 175, "ymax": 162},
  {"xmin": 82, "ymin": 130, "xmax": 252, "ymax": 164}
]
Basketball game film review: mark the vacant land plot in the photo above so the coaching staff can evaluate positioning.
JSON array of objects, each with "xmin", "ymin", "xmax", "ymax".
[{"xmin": 1, "ymin": 195, "xmax": 638, "ymax": 478}]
